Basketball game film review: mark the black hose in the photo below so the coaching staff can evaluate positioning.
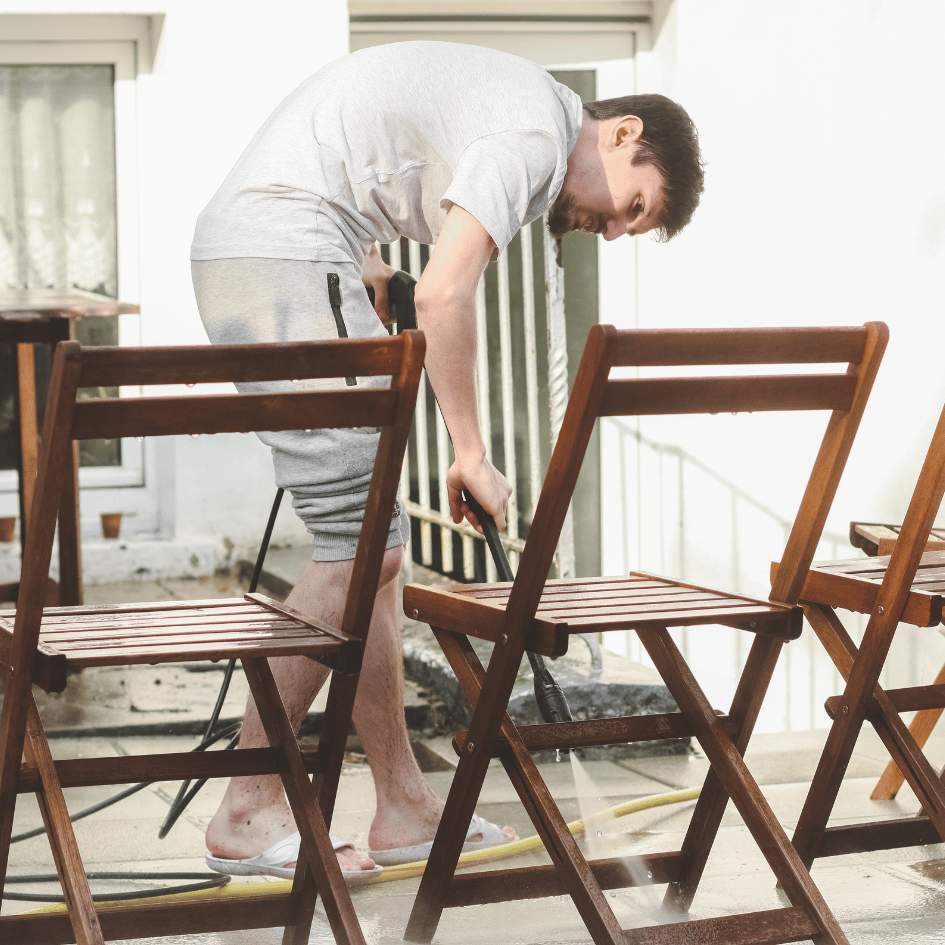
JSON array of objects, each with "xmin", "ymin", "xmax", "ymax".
[
  {"xmin": 5, "ymin": 484, "xmax": 285, "ymax": 904},
  {"xmin": 157, "ymin": 487, "xmax": 284, "ymax": 838},
  {"xmin": 461, "ymin": 492, "xmax": 574, "ymax": 729},
  {"xmin": 2, "ymin": 872, "xmax": 229, "ymax": 903}
]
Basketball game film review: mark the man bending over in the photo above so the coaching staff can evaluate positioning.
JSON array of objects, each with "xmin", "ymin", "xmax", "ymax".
[{"xmin": 191, "ymin": 40, "xmax": 703, "ymax": 882}]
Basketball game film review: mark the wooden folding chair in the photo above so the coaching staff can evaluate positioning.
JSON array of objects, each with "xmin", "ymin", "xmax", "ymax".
[
  {"xmin": 404, "ymin": 322, "xmax": 886, "ymax": 945},
  {"xmin": 0, "ymin": 331, "xmax": 424, "ymax": 945},
  {"xmin": 846, "ymin": 521, "xmax": 945, "ymax": 802},
  {"xmin": 781, "ymin": 403, "xmax": 945, "ymax": 871}
]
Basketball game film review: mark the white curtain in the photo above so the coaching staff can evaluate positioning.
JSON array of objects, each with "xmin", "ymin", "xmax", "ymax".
[{"xmin": 0, "ymin": 64, "xmax": 117, "ymax": 296}]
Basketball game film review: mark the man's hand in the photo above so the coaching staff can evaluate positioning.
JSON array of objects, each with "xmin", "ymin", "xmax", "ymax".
[
  {"xmin": 447, "ymin": 451, "xmax": 512, "ymax": 533},
  {"xmin": 361, "ymin": 244, "xmax": 395, "ymax": 323}
]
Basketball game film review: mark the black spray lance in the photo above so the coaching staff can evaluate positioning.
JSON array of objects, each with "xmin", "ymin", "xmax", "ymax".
[
  {"xmin": 461, "ymin": 491, "xmax": 574, "ymax": 731},
  {"xmin": 378, "ymin": 269, "xmax": 574, "ymax": 731}
]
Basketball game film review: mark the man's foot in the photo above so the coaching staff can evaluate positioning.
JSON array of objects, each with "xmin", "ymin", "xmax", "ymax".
[
  {"xmin": 367, "ymin": 801, "xmax": 517, "ymax": 865},
  {"xmin": 205, "ymin": 801, "xmax": 376, "ymax": 875}
]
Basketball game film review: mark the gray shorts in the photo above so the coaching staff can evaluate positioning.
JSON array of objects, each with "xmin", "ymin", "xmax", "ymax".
[{"xmin": 191, "ymin": 257, "xmax": 409, "ymax": 561}]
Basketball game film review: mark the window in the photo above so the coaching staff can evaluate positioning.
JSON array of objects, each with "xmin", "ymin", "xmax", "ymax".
[
  {"xmin": 0, "ymin": 62, "xmax": 121, "ymax": 470},
  {"xmin": 0, "ymin": 35, "xmax": 154, "ymax": 535}
]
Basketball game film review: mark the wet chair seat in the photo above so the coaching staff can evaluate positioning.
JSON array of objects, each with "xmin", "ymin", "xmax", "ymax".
[
  {"xmin": 783, "ymin": 549, "xmax": 945, "ymax": 627},
  {"xmin": 0, "ymin": 593, "xmax": 358, "ymax": 694},
  {"xmin": 405, "ymin": 573, "xmax": 802, "ymax": 659}
]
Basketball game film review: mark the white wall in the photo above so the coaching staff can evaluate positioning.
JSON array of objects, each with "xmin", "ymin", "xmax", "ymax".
[
  {"xmin": 0, "ymin": 2, "xmax": 350, "ymax": 567},
  {"xmin": 601, "ymin": 0, "xmax": 945, "ymax": 730}
]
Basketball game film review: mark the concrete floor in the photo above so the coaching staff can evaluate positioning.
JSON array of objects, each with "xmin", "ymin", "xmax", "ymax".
[{"xmin": 6, "ymin": 577, "xmax": 945, "ymax": 942}]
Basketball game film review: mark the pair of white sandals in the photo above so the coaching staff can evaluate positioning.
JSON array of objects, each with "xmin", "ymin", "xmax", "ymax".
[{"xmin": 205, "ymin": 814, "xmax": 508, "ymax": 886}]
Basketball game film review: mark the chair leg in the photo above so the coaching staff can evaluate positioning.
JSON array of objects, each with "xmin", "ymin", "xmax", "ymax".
[
  {"xmin": 871, "ymin": 660, "xmax": 945, "ymax": 801},
  {"xmin": 24, "ymin": 699, "xmax": 104, "ymax": 945},
  {"xmin": 662, "ymin": 633, "xmax": 784, "ymax": 914},
  {"xmin": 406, "ymin": 628, "xmax": 623, "ymax": 945},
  {"xmin": 404, "ymin": 630, "xmax": 527, "ymax": 945},
  {"xmin": 637, "ymin": 627, "xmax": 850, "ymax": 945},
  {"xmin": 435, "ymin": 630, "xmax": 627, "ymax": 945},
  {"xmin": 795, "ymin": 604, "xmax": 945, "ymax": 860},
  {"xmin": 0, "ymin": 672, "xmax": 32, "ymax": 903},
  {"xmin": 281, "ymin": 671, "xmax": 359, "ymax": 945},
  {"xmin": 242, "ymin": 657, "xmax": 365, "ymax": 945}
]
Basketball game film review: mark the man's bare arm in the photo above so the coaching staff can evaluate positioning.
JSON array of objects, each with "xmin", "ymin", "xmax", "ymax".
[
  {"xmin": 415, "ymin": 205, "xmax": 512, "ymax": 531},
  {"xmin": 361, "ymin": 243, "xmax": 394, "ymax": 322}
]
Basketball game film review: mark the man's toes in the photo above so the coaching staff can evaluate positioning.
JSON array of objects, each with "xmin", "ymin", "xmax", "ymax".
[
  {"xmin": 467, "ymin": 823, "xmax": 517, "ymax": 843},
  {"xmin": 336, "ymin": 845, "xmax": 376, "ymax": 872}
]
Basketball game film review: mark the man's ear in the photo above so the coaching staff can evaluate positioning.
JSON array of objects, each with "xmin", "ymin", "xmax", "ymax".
[{"xmin": 612, "ymin": 115, "xmax": 644, "ymax": 150}]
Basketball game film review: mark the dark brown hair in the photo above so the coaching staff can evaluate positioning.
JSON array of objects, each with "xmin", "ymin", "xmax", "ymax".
[{"xmin": 584, "ymin": 93, "xmax": 704, "ymax": 240}]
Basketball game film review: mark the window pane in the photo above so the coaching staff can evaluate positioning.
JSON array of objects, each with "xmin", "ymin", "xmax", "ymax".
[{"xmin": 0, "ymin": 64, "xmax": 119, "ymax": 469}]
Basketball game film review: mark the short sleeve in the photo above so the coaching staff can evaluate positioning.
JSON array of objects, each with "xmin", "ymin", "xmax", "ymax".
[{"xmin": 440, "ymin": 130, "xmax": 561, "ymax": 254}]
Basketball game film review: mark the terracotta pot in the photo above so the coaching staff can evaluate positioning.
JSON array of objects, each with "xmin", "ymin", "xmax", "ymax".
[
  {"xmin": 0, "ymin": 516, "xmax": 15, "ymax": 543},
  {"xmin": 100, "ymin": 512, "xmax": 123, "ymax": 540}
]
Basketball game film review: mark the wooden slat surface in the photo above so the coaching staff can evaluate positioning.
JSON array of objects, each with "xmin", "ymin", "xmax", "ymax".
[
  {"xmin": 600, "ymin": 374, "xmax": 856, "ymax": 417},
  {"xmin": 411, "ymin": 573, "xmax": 798, "ymax": 639},
  {"xmin": 78, "ymin": 336, "xmax": 403, "ymax": 387},
  {"xmin": 789, "ymin": 550, "xmax": 945, "ymax": 627},
  {"xmin": 0, "ymin": 595, "xmax": 348, "ymax": 673},
  {"xmin": 610, "ymin": 326, "xmax": 867, "ymax": 367},
  {"xmin": 850, "ymin": 520, "xmax": 945, "ymax": 557},
  {"xmin": 622, "ymin": 907, "xmax": 819, "ymax": 945},
  {"xmin": 73, "ymin": 388, "xmax": 397, "ymax": 439}
]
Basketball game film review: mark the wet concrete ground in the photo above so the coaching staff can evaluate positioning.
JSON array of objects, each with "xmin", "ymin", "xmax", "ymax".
[{"xmin": 6, "ymin": 577, "xmax": 945, "ymax": 942}]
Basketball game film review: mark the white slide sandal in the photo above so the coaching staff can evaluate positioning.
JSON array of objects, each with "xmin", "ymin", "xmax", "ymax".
[
  {"xmin": 206, "ymin": 832, "xmax": 383, "ymax": 886},
  {"xmin": 369, "ymin": 813, "xmax": 508, "ymax": 866}
]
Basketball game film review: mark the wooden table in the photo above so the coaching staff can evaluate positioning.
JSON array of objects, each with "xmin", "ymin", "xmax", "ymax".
[{"xmin": 1, "ymin": 290, "xmax": 139, "ymax": 605}]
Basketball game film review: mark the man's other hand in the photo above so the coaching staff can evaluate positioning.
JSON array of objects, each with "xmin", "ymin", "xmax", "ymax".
[
  {"xmin": 361, "ymin": 244, "xmax": 395, "ymax": 323},
  {"xmin": 447, "ymin": 453, "xmax": 512, "ymax": 533}
]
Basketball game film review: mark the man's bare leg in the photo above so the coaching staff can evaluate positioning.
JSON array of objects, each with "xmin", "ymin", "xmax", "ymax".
[{"xmin": 206, "ymin": 545, "xmax": 514, "ymax": 873}]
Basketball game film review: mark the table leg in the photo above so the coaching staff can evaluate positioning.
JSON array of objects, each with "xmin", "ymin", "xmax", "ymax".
[
  {"xmin": 15, "ymin": 343, "xmax": 38, "ymax": 552},
  {"xmin": 57, "ymin": 440, "xmax": 82, "ymax": 605}
]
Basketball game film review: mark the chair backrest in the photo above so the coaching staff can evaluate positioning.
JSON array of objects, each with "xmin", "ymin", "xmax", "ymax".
[
  {"xmin": 11, "ymin": 333, "xmax": 425, "ymax": 676},
  {"xmin": 502, "ymin": 323, "xmax": 888, "ymax": 630}
]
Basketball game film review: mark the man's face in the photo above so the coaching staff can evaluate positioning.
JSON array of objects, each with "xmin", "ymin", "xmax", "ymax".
[{"xmin": 548, "ymin": 116, "xmax": 666, "ymax": 242}]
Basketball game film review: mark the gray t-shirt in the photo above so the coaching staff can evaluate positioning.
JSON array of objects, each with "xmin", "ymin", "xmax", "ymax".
[{"xmin": 190, "ymin": 42, "xmax": 584, "ymax": 264}]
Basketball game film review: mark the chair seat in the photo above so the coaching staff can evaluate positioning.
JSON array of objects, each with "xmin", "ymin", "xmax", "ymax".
[
  {"xmin": 0, "ymin": 592, "xmax": 355, "ymax": 693},
  {"xmin": 849, "ymin": 521, "xmax": 945, "ymax": 557},
  {"xmin": 779, "ymin": 550, "xmax": 945, "ymax": 628},
  {"xmin": 404, "ymin": 571, "xmax": 801, "ymax": 658}
]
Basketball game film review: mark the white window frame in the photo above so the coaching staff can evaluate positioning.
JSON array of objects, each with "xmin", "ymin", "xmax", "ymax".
[{"xmin": 0, "ymin": 32, "xmax": 160, "ymax": 535}]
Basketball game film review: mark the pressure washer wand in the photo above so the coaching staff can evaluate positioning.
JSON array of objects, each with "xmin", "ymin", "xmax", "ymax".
[{"xmin": 462, "ymin": 491, "xmax": 574, "ymax": 730}]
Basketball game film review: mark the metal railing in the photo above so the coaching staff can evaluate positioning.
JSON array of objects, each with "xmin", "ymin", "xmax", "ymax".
[
  {"xmin": 602, "ymin": 417, "xmax": 898, "ymax": 733},
  {"xmin": 387, "ymin": 221, "xmax": 575, "ymax": 584}
]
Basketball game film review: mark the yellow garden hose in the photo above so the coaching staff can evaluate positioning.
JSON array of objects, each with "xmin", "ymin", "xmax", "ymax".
[{"xmin": 28, "ymin": 786, "xmax": 699, "ymax": 914}]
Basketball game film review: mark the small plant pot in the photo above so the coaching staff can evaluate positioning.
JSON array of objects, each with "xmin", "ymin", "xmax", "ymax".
[
  {"xmin": 0, "ymin": 516, "xmax": 15, "ymax": 543},
  {"xmin": 100, "ymin": 512, "xmax": 123, "ymax": 540}
]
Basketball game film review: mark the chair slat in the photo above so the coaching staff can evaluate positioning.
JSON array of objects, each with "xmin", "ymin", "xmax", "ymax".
[
  {"xmin": 40, "ymin": 619, "xmax": 304, "ymax": 643},
  {"xmin": 536, "ymin": 595, "xmax": 756, "ymax": 618},
  {"xmin": 610, "ymin": 327, "xmax": 867, "ymax": 367},
  {"xmin": 57, "ymin": 635, "xmax": 342, "ymax": 667},
  {"xmin": 73, "ymin": 389, "xmax": 397, "ymax": 439},
  {"xmin": 78, "ymin": 337, "xmax": 403, "ymax": 387},
  {"xmin": 600, "ymin": 374, "xmax": 856, "ymax": 417},
  {"xmin": 52, "ymin": 627, "xmax": 320, "ymax": 653}
]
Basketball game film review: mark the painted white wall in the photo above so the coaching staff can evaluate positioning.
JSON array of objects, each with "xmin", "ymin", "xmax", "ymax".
[
  {"xmin": 0, "ymin": 2, "xmax": 349, "ymax": 568},
  {"xmin": 600, "ymin": 0, "xmax": 945, "ymax": 730}
]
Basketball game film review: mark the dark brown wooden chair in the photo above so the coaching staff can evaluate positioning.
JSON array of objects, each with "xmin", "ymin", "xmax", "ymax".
[
  {"xmin": 778, "ymin": 404, "xmax": 945, "ymax": 871},
  {"xmin": 848, "ymin": 518, "xmax": 945, "ymax": 801},
  {"xmin": 0, "ymin": 332, "xmax": 424, "ymax": 945},
  {"xmin": 403, "ymin": 322, "xmax": 887, "ymax": 945}
]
